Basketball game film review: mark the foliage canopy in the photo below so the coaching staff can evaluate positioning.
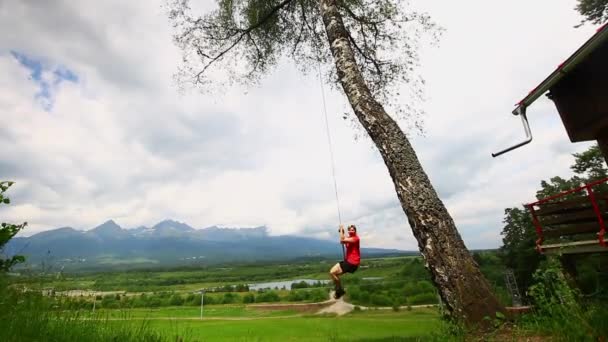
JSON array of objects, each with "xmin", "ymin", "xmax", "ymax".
[
  {"xmin": 167, "ymin": 0, "xmax": 441, "ymax": 131},
  {"xmin": 576, "ymin": 0, "xmax": 608, "ymax": 26},
  {"xmin": 0, "ymin": 181, "xmax": 27, "ymax": 272}
]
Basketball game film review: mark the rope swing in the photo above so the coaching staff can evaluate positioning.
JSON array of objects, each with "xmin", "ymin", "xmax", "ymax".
[{"xmin": 317, "ymin": 61, "xmax": 346, "ymax": 260}]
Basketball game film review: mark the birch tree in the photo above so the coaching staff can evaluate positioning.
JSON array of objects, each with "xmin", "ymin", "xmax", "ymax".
[{"xmin": 166, "ymin": 0, "xmax": 505, "ymax": 324}]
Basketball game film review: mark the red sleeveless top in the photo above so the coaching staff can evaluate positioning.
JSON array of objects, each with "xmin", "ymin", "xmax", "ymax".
[{"xmin": 345, "ymin": 235, "xmax": 360, "ymax": 265}]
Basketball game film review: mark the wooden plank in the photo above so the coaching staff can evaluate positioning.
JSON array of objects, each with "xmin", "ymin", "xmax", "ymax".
[
  {"xmin": 542, "ymin": 222, "xmax": 601, "ymax": 237},
  {"xmin": 543, "ymin": 239, "xmax": 601, "ymax": 248},
  {"xmin": 536, "ymin": 196, "xmax": 608, "ymax": 216},
  {"xmin": 540, "ymin": 210, "xmax": 608, "ymax": 225},
  {"xmin": 538, "ymin": 196, "xmax": 594, "ymax": 206},
  {"xmin": 541, "ymin": 240, "xmax": 608, "ymax": 255},
  {"xmin": 536, "ymin": 203, "xmax": 594, "ymax": 216}
]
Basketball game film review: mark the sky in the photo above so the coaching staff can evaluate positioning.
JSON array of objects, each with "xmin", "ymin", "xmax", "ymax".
[{"xmin": 0, "ymin": 0, "xmax": 600, "ymax": 250}]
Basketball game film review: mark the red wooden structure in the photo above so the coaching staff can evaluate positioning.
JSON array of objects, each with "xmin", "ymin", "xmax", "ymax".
[{"xmin": 526, "ymin": 177, "xmax": 608, "ymax": 254}]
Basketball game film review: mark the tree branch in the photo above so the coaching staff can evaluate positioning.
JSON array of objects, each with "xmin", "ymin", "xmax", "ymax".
[
  {"xmin": 291, "ymin": 2, "xmax": 308, "ymax": 57},
  {"xmin": 192, "ymin": 0, "xmax": 297, "ymax": 82},
  {"xmin": 337, "ymin": 1, "xmax": 386, "ymax": 26},
  {"xmin": 344, "ymin": 23, "xmax": 383, "ymax": 76}
]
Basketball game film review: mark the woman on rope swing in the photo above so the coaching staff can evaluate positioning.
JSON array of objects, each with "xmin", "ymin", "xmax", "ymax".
[{"xmin": 329, "ymin": 224, "xmax": 360, "ymax": 299}]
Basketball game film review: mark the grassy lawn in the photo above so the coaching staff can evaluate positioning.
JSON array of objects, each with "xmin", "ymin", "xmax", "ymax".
[
  {"xmin": 140, "ymin": 309, "xmax": 441, "ymax": 341},
  {"xmin": 94, "ymin": 305, "xmax": 299, "ymax": 319}
]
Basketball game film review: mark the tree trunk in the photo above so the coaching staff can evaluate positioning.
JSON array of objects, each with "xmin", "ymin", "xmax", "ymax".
[
  {"xmin": 559, "ymin": 255, "xmax": 578, "ymax": 285},
  {"xmin": 318, "ymin": 0, "xmax": 505, "ymax": 325}
]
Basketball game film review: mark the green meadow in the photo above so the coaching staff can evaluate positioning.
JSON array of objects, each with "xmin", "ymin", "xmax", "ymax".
[
  {"xmin": 3, "ymin": 256, "xmax": 458, "ymax": 341},
  {"xmin": 94, "ymin": 305, "xmax": 300, "ymax": 319},
  {"xmin": 140, "ymin": 309, "xmax": 442, "ymax": 341}
]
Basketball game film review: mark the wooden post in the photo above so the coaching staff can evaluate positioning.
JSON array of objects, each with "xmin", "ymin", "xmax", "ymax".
[
  {"xmin": 200, "ymin": 291, "xmax": 204, "ymax": 320},
  {"xmin": 559, "ymin": 254, "xmax": 578, "ymax": 286},
  {"xmin": 597, "ymin": 133, "xmax": 608, "ymax": 167}
]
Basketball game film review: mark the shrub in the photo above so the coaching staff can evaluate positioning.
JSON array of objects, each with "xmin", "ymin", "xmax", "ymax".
[
  {"xmin": 308, "ymin": 288, "xmax": 328, "ymax": 302},
  {"xmin": 370, "ymin": 294, "xmax": 392, "ymax": 306},
  {"xmin": 287, "ymin": 290, "xmax": 304, "ymax": 302},
  {"xmin": 242, "ymin": 293, "xmax": 255, "ymax": 303},
  {"xmin": 169, "ymin": 294, "xmax": 184, "ymax": 306},
  {"xmin": 407, "ymin": 292, "xmax": 437, "ymax": 305},
  {"xmin": 520, "ymin": 259, "xmax": 608, "ymax": 341},
  {"xmin": 222, "ymin": 293, "xmax": 238, "ymax": 304},
  {"xmin": 256, "ymin": 291, "xmax": 280, "ymax": 303}
]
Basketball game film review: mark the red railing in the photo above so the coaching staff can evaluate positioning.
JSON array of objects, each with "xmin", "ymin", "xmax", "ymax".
[{"xmin": 526, "ymin": 177, "xmax": 608, "ymax": 252}]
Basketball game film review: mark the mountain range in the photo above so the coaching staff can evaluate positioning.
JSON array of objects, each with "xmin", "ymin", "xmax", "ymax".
[{"xmin": 4, "ymin": 219, "xmax": 411, "ymax": 270}]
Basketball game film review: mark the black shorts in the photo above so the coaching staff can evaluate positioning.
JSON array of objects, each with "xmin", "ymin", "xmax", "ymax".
[{"xmin": 339, "ymin": 260, "xmax": 359, "ymax": 274}]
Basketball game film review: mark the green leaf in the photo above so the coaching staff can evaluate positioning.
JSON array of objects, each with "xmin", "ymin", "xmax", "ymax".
[{"xmin": 3, "ymin": 198, "xmax": 9, "ymax": 204}]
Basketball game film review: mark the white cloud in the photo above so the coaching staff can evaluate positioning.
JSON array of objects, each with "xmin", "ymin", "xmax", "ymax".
[{"xmin": 0, "ymin": 0, "xmax": 601, "ymax": 251}]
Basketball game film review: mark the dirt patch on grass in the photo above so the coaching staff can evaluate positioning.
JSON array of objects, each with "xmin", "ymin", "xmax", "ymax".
[
  {"xmin": 316, "ymin": 297, "xmax": 354, "ymax": 316},
  {"xmin": 247, "ymin": 291, "xmax": 355, "ymax": 316},
  {"xmin": 247, "ymin": 301, "xmax": 335, "ymax": 313}
]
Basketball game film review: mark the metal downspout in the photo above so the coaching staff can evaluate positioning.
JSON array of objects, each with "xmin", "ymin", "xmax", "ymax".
[{"xmin": 492, "ymin": 106, "xmax": 533, "ymax": 157}]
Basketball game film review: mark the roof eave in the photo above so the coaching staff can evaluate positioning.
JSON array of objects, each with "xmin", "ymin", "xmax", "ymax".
[{"xmin": 512, "ymin": 23, "xmax": 608, "ymax": 115}]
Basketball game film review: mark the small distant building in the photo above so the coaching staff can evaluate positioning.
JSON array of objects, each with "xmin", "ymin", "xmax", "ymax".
[{"xmin": 494, "ymin": 23, "xmax": 608, "ymax": 164}]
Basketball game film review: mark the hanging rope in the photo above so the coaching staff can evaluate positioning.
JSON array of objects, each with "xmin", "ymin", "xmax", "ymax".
[{"xmin": 317, "ymin": 61, "xmax": 345, "ymax": 260}]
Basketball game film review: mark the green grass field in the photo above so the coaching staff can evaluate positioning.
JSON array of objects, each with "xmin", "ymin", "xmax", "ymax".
[
  {"xmin": 112, "ymin": 308, "xmax": 442, "ymax": 341},
  {"xmin": 93, "ymin": 305, "xmax": 299, "ymax": 319},
  {"xmin": 6, "ymin": 256, "xmax": 452, "ymax": 340}
]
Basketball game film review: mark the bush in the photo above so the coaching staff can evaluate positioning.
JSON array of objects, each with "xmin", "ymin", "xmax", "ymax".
[
  {"xmin": 185, "ymin": 294, "xmax": 198, "ymax": 306},
  {"xmin": 148, "ymin": 298, "xmax": 162, "ymax": 308},
  {"xmin": 0, "ymin": 181, "xmax": 27, "ymax": 272},
  {"xmin": 287, "ymin": 290, "xmax": 304, "ymax": 302},
  {"xmin": 291, "ymin": 281, "xmax": 310, "ymax": 289},
  {"xmin": 403, "ymin": 280, "xmax": 434, "ymax": 297},
  {"xmin": 370, "ymin": 294, "xmax": 392, "ymax": 306},
  {"xmin": 308, "ymin": 288, "xmax": 328, "ymax": 302},
  {"xmin": 407, "ymin": 292, "xmax": 437, "ymax": 305},
  {"xmin": 256, "ymin": 291, "xmax": 280, "ymax": 303},
  {"xmin": 235, "ymin": 284, "xmax": 249, "ymax": 292},
  {"xmin": 169, "ymin": 294, "xmax": 184, "ymax": 306},
  {"xmin": 203, "ymin": 295, "xmax": 217, "ymax": 305},
  {"xmin": 101, "ymin": 295, "xmax": 119, "ymax": 309},
  {"xmin": 346, "ymin": 286, "xmax": 361, "ymax": 301},
  {"xmin": 222, "ymin": 293, "xmax": 238, "ymax": 304},
  {"xmin": 520, "ymin": 259, "xmax": 608, "ymax": 341},
  {"xmin": 358, "ymin": 291, "xmax": 370, "ymax": 304},
  {"xmin": 242, "ymin": 293, "xmax": 255, "ymax": 303}
]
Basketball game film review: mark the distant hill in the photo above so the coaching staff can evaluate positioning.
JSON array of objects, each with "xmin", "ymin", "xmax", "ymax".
[{"xmin": 5, "ymin": 219, "xmax": 414, "ymax": 270}]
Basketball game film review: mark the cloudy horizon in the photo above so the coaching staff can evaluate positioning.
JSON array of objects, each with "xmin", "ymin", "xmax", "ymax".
[{"xmin": 0, "ymin": 0, "xmax": 599, "ymax": 250}]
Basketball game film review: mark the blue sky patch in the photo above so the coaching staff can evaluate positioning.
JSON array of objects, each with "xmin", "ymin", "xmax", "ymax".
[
  {"xmin": 10, "ymin": 50, "xmax": 78, "ymax": 111},
  {"xmin": 54, "ymin": 66, "xmax": 78, "ymax": 83}
]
